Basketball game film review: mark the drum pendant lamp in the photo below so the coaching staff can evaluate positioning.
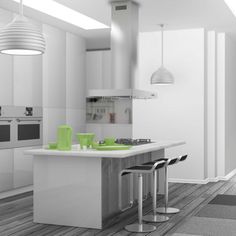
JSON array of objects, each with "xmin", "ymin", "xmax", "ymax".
[
  {"xmin": 151, "ymin": 24, "xmax": 174, "ymax": 84},
  {"xmin": 0, "ymin": 0, "xmax": 45, "ymax": 55}
]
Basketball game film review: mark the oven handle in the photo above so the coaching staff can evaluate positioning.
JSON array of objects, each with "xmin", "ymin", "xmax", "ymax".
[
  {"xmin": 0, "ymin": 119, "xmax": 12, "ymax": 123},
  {"xmin": 16, "ymin": 118, "xmax": 42, "ymax": 122}
]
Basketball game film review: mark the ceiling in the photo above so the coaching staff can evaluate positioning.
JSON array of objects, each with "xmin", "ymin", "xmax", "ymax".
[{"xmin": 0, "ymin": 0, "xmax": 236, "ymax": 49}]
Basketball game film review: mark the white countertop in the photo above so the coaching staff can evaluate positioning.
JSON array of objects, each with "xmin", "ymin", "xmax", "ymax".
[{"xmin": 26, "ymin": 141, "xmax": 185, "ymax": 158}]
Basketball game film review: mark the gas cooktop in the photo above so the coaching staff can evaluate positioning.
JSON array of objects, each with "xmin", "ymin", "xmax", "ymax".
[{"xmin": 115, "ymin": 138, "xmax": 152, "ymax": 146}]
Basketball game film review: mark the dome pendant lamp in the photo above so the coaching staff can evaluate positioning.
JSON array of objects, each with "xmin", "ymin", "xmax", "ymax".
[
  {"xmin": 0, "ymin": 0, "xmax": 45, "ymax": 55},
  {"xmin": 151, "ymin": 24, "xmax": 174, "ymax": 84}
]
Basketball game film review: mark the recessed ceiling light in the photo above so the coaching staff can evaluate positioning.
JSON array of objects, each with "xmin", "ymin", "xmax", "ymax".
[
  {"xmin": 224, "ymin": 0, "xmax": 236, "ymax": 17},
  {"xmin": 12, "ymin": 0, "xmax": 109, "ymax": 30}
]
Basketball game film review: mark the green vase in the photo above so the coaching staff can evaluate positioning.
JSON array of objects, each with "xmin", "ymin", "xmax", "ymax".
[{"xmin": 57, "ymin": 125, "xmax": 72, "ymax": 151}]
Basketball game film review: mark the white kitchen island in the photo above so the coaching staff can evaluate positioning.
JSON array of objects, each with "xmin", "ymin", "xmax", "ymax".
[{"xmin": 26, "ymin": 141, "xmax": 185, "ymax": 229}]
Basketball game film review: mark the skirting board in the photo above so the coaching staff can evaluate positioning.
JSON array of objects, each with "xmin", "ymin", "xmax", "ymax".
[
  {"xmin": 0, "ymin": 185, "xmax": 33, "ymax": 200},
  {"xmin": 169, "ymin": 168, "xmax": 236, "ymax": 185}
]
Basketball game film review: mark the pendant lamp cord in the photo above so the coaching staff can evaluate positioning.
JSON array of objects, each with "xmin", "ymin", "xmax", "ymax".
[
  {"xmin": 20, "ymin": 0, "xmax": 23, "ymax": 16},
  {"xmin": 160, "ymin": 24, "xmax": 164, "ymax": 67}
]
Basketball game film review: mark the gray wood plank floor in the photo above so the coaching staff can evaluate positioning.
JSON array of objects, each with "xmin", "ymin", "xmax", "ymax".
[{"xmin": 1, "ymin": 175, "xmax": 236, "ymax": 236}]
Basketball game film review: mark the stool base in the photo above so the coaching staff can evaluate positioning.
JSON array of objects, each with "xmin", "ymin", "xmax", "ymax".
[
  {"xmin": 143, "ymin": 214, "xmax": 169, "ymax": 223},
  {"xmin": 156, "ymin": 207, "xmax": 180, "ymax": 214},
  {"xmin": 125, "ymin": 223, "xmax": 156, "ymax": 233}
]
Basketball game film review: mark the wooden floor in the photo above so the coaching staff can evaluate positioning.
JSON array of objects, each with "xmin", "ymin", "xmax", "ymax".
[{"xmin": 1, "ymin": 175, "xmax": 236, "ymax": 236}]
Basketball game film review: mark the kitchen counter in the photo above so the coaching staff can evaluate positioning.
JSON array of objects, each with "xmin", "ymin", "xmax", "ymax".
[
  {"xmin": 27, "ymin": 140, "xmax": 185, "ymax": 229},
  {"xmin": 26, "ymin": 140, "xmax": 185, "ymax": 158}
]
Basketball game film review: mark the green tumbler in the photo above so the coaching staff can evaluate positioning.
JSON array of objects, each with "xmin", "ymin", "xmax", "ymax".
[{"xmin": 57, "ymin": 125, "xmax": 72, "ymax": 151}]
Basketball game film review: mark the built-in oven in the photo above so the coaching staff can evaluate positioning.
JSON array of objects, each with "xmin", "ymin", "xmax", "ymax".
[
  {"xmin": 0, "ymin": 117, "xmax": 15, "ymax": 149},
  {"xmin": 15, "ymin": 117, "xmax": 42, "ymax": 148},
  {"xmin": 0, "ymin": 106, "xmax": 43, "ymax": 149}
]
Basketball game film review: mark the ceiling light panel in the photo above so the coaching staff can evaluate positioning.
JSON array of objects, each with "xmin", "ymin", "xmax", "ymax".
[
  {"xmin": 224, "ymin": 0, "xmax": 236, "ymax": 16},
  {"xmin": 13, "ymin": 0, "xmax": 109, "ymax": 30}
]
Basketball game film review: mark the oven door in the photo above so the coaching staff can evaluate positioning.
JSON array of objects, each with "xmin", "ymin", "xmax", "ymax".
[
  {"xmin": 15, "ymin": 118, "xmax": 42, "ymax": 148},
  {"xmin": 0, "ymin": 118, "xmax": 15, "ymax": 149}
]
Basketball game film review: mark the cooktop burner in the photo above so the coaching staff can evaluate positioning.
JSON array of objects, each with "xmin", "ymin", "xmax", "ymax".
[{"xmin": 115, "ymin": 138, "xmax": 152, "ymax": 146}]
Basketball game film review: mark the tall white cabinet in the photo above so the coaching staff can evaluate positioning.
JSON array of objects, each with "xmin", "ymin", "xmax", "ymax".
[
  {"xmin": 66, "ymin": 33, "xmax": 86, "ymax": 141},
  {"xmin": 42, "ymin": 24, "xmax": 67, "ymax": 144},
  {"xmin": 0, "ymin": 9, "xmax": 13, "ymax": 106},
  {"xmin": 42, "ymin": 25, "xmax": 86, "ymax": 144}
]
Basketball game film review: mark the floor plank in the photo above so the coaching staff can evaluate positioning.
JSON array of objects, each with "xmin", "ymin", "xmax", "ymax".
[{"xmin": 0, "ymin": 178, "xmax": 235, "ymax": 236}]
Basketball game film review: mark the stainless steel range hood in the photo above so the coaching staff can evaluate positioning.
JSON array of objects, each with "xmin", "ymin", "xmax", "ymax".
[{"xmin": 87, "ymin": 0, "xmax": 157, "ymax": 99}]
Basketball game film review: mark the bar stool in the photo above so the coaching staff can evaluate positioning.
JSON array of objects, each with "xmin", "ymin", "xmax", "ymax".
[
  {"xmin": 118, "ymin": 160, "xmax": 166, "ymax": 233},
  {"xmin": 156, "ymin": 155, "xmax": 188, "ymax": 214},
  {"xmin": 142, "ymin": 159, "xmax": 170, "ymax": 223}
]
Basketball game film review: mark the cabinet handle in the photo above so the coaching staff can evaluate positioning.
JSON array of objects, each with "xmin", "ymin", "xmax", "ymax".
[
  {"xmin": 0, "ymin": 119, "xmax": 12, "ymax": 123},
  {"xmin": 16, "ymin": 119, "xmax": 41, "ymax": 122}
]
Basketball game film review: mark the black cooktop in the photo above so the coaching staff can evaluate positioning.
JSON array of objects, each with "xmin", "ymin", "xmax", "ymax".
[{"xmin": 115, "ymin": 138, "xmax": 152, "ymax": 146}]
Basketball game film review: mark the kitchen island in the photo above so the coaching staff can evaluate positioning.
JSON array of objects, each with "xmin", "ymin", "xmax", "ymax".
[{"xmin": 26, "ymin": 141, "xmax": 185, "ymax": 229}]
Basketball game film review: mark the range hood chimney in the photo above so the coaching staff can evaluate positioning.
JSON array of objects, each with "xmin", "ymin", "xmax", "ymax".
[
  {"xmin": 111, "ymin": 0, "xmax": 138, "ymax": 89},
  {"xmin": 87, "ymin": 0, "xmax": 157, "ymax": 99}
]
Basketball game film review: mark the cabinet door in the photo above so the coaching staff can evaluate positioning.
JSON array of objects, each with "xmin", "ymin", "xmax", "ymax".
[
  {"xmin": 43, "ymin": 24, "xmax": 66, "ymax": 109},
  {"xmin": 102, "ymin": 50, "xmax": 112, "ymax": 89},
  {"xmin": 13, "ymin": 56, "xmax": 42, "ymax": 106},
  {"xmin": 86, "ymin": 51, "xmax": 103, "ymax": 90},
  {"xmin": 0, "ymin": 9, "xmax": 13, "ymax": 106},
  {"xmin": 66, "ymin": 32, "xmax": 86, "ymax": 110},
  {"xmin": 0, "ymin": 149, "xmax": 13, "ymax": 192},
  {"xmin": 13, "ymin": 147, "xmax": 38, "ymax": 188}
]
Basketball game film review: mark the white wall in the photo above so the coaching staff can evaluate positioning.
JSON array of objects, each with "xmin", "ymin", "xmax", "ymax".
[
  {"xmin": 133, "ymin": 29, "xmax": 206, "ymax": 181},
  {"xmin": 225, "ymin": 35, "xmax": 236, "ymax": 174}
]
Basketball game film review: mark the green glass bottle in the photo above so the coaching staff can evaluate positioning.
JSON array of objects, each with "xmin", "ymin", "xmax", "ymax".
[{"xmin": 57, "ymin": 125, "xmax": 72, "ymax": 151}]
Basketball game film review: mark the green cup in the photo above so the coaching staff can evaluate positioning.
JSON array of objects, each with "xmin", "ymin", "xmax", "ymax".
[
  {"xmin": 48, "ymin": 142, "xmax": 57, "ymax": 150},
  {"xmin": 76, "ymin": 133, "xmax": 95, "ymax": 149},
  {"xmin": 104, "ymin": 137, "xmax": 116, "ymax": 146}
]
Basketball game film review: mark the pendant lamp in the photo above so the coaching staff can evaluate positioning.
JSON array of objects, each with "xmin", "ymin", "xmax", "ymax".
[
  {"xmin": 151, "ymin": 24, "xmax": 174, "ymax": 84},
  {"xmin": 0, "ymin": 0, "xmax": 45, "ymax": 55}
]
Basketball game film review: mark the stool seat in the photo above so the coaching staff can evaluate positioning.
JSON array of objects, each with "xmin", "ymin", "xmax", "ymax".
[
  {"xmin": 179, "ymin": 154, "xmax": 187, "ymax": 161},
  {"xmin": 121, "ymin": 165, "xmax": 155, "ymax": 176},
  {"xmin": 143, "ymin": 160, "xmax": 166, "ymax": 169}
]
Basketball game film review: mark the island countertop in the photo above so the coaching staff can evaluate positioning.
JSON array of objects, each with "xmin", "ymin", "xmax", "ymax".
[{"xmin": 25, "ymin": 140, "xmax": 185, "ymax": 158}]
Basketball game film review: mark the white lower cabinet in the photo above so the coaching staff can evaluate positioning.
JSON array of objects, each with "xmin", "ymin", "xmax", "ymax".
[
  {"xmin": 0, "ymin": 149, "xmax": 14, "ymax": 192},
  {"xmin": 13, "ymin": 146, "xmax": 40, "ymax": 188}
]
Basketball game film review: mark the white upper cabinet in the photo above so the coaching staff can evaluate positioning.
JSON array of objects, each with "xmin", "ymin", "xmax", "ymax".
[
  {"xmin": 13, "ymin": 55, "xmax": 43, "ymax": 107},
  {"xmin": 0, "ymin": 9, "xmax": 13, "ymax": 106},
  {"xmin": 86, "ymin": 51, "xmax": 103, "ymax": 90},
  {"xmin": 102, "ymin": 50, "xmax": 112, "ymax": 89},
  {"xmin": 86, "ymin": 50, "xmax": 112, "ymax": 91},
  {"xmin": 66, "ymin": 32, "xmax": 86, "ymax": 110},
  {"xmin": 43, "ymin": 24, "xmax": 66, "ymax": 109}
]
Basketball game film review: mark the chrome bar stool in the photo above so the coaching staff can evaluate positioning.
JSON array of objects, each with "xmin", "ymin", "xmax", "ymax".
[
  {"xmin": 142, "ymin": 159, "xmax": 169, "ymax": 223},
  {"xmin": 119, "ymin": 160, "xmax": 166, "ymax": 233},
  {"xmin": 156, "ymin": 155, "xmax": 188, "ymax": 214}
]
